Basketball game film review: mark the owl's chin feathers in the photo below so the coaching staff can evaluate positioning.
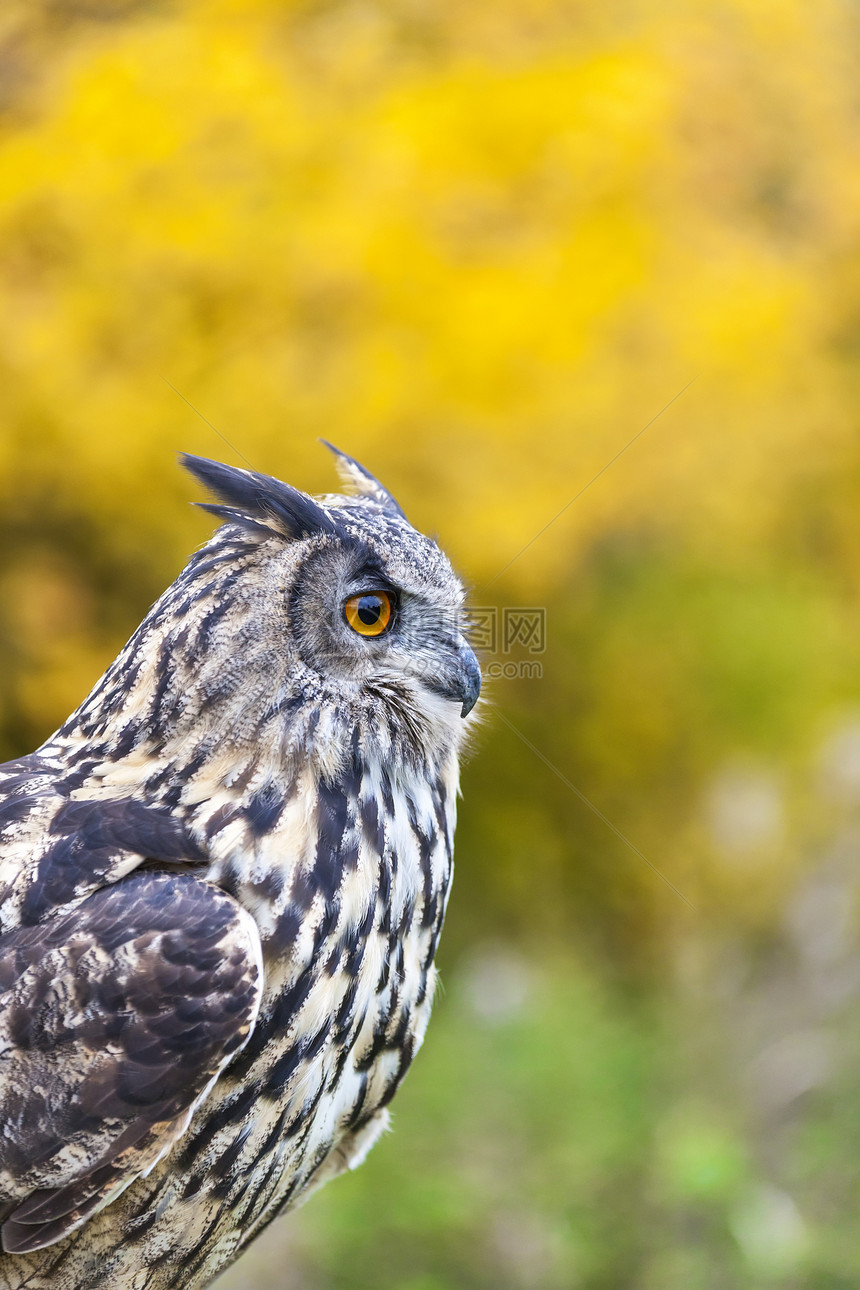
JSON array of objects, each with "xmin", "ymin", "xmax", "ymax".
[{"xmin": 271, "ymin": 680, "xmax": 468, "ymax": 786}]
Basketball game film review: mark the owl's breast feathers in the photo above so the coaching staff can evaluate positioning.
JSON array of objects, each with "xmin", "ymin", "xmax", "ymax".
[{"xmin": 0, "ymin": 733, "xmax": 457, "ymax": 1286}]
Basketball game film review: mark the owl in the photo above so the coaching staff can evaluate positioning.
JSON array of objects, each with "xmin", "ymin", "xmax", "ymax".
[{"xmin": 0, "ymin": 445, "xmax": 480, "ymax": 1290}]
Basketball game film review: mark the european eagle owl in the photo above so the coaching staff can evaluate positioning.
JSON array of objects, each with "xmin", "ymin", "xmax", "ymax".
[{"xmin": 0, "ymin": 445, "xmax": 480, "ymax": 1289}]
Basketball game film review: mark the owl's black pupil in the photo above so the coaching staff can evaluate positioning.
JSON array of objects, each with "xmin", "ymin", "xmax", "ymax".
[{"xmin": 357, "ymin": 596, "xmax": 382, "ymax": 626}]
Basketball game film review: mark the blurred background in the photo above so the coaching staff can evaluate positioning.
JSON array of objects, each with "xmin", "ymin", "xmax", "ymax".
[{"xmin": 2, "ymin": 1, "xmax": 860, "ymax": 1285}]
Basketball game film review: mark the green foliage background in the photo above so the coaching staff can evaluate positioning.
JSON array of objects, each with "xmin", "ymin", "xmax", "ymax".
[{"xmin": 3, "ymin": 1, "xmax": 860, "ymax": 1285}]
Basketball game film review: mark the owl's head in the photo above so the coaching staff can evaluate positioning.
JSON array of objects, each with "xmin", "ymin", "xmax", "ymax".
[{"xmin": 113, "ymin": 444, "xmax": 480, "ymax": 776}]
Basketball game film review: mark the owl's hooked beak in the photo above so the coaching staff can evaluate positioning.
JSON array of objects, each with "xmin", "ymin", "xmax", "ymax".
[
  {"xmin": 428, "ymin": 638, "xmax": 481, "ymax": 718},
  {"xmin": 456, "ymin": 643, "xmax": 482, "ymax": 718}
]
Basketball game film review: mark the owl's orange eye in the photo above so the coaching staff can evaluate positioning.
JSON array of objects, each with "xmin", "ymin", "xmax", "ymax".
[{"xmin": 344, "ymin": 591, "xmax": 394, "ymax": 637}]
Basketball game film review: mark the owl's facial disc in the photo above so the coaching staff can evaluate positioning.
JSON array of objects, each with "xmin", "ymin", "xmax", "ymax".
[
  {"xmin": 341, "ymin": 582, "xmax": 479, "ymax": 716},
  {"xmin": 288, "ymin": 538, "xmax": 480, "ymax": 725}
]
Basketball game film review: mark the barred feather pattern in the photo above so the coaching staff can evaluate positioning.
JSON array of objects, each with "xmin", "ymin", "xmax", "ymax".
[{"xmin": 0, "ymin": 454, "xmax": 479, "ymax": 1289}]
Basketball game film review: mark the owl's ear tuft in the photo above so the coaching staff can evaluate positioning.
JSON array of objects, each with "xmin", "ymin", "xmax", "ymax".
[
  {"xmin": 181, "ymin": 455, "xmax": 341, "ymax": 540},
  {"xmin": 320, "ymin": 441, "xmax": 407, "ymax": 520}
]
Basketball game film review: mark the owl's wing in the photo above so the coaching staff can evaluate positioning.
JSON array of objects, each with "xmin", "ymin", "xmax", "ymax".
[
  {"xmin": 0, "ymin": 756, "xmax": 210, "ymax": 929},
  {"xmin": 0, "ymin": 870, "xmax": 263, "ymax": 1254}
]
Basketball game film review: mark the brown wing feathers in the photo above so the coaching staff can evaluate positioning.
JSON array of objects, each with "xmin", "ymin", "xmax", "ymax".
[{"xmin": 0, "ymin": 872, "xmax": 262, "ymax": 1253}]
